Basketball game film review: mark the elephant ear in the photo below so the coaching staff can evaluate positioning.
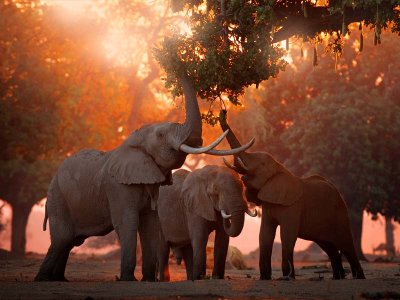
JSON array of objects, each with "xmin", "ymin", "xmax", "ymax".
[
  {"xmin": 257, "ymin": 172, "xmax": 303, "ymax": 206},
  {"xmin": 107, "ymin": 146, "xmax": 166, "ymax": 185},
  {"xmin": 181, "ymin": 170, "xmax": 216, "ymax": 222}
]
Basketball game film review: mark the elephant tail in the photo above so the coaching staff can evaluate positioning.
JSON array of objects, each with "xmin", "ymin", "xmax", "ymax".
[{"xmin": 43, "ymin": 202, "xmax": 48, "ymax": 231}]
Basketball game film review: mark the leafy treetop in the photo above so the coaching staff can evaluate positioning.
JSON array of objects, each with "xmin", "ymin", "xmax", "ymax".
[{"xmin": 155, "ymin": 0, "xmax": 400, "ymax": 122}]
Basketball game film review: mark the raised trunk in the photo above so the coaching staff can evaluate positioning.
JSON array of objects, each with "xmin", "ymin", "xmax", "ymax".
[
  {"xmin": 11, "ymin": 203, "xmax": 32, "ymax": 257},
  {"xmin": 178, "ymin": 74, "xmax": 203, "ymax": 147},
  {"xmin": 348, "ymin": 207, "xmax": 368, "ymax": 261},
  {"xmin": 220, "ymin": 120, "xmax": 242, "ymax": 149},
  {"xmin": 385, "ymin": 215, "xmax": 396, "ymax": 257},
  {"xmin": 223, "ymin": 213, "xmax": 245, "ymax": 237},
  {"xmin": 220, "ymin": 119, "xmax": 250, "ymax": 166}
]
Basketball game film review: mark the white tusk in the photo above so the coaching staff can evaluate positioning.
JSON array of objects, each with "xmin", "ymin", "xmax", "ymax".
[
  {"xmin": 246, "ymin": 208, "xmax": 257, "ymax": 217},
  {"xmin": 179, "ymin": 130, "xmax": 229, "ymax": 154},
  {"xmin": 221, "ymin": 210, "xmax": 232, "ymax": 219},
  {"xmin": 205, "ymin": 138, "xmax": 255, "ymax": 156}
]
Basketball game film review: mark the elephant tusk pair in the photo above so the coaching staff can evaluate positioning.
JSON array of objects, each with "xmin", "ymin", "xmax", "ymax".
[
  {"xmin": 206, "ymin": 138, "xmax": 255, "ymax": 156},
  {"xmin": 221, "ymin": 208, "xmax": 257, "ymax": 219},
  {"xmin": 179, "ymin": 130, "xmax": 255, "ymax": 156}
]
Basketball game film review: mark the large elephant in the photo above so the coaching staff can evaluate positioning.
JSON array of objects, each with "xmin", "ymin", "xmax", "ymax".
[
  {"xmin": 219, "ymin": 110, "xmax": 365, "ymax": 280},
  {"xmin": 34, "ymin": 76, "xmax": 253, "ymax": 282},
  {"xmin": 157, "ymin": 166, "xmax": 257, "ymax": 281}
]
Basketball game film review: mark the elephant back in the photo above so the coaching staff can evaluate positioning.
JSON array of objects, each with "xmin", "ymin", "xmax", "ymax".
[{"xmin": 158, "ymin": 169, "xmax": 191, "ymax": 244}]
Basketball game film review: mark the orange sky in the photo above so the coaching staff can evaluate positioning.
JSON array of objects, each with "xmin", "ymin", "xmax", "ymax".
[{"xmin": 0, "ymin": 199, "xmax": 398, "ymax": 255}]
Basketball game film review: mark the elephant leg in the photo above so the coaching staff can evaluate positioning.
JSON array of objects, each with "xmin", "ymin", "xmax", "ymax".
[
  {"xmin": 116, "ymin": 226, "xmax": 138, "ymax": 281},
  {"xmin": 280, "ymin": 224, "xmax": 297, "ymax": 279},
  {"xmin": 52, "ymin": 236, "xmax": 85, "ymax": 281},
  {"xmin": 191, "ymin": 227, "xmax": 209, "ymax": 280},
  {"xmin": 139, "ymin": 210, "xmax": 160, "ymax": 281},
  {"xmin": 182, "ymin": 245, "xmax": 194, "ymax": 280},
  {"xmin": 35, "ymin": 219, "xmax": 75, "ymax": 281},
  {"xmin": 108, "ymin": 184, "xmax": 143, "ymax": 281},
  {"xmin": 316, "ymin": 241, "xmax": 345, "ymax": 280},
  {"xmin": 52, "ymin": 243, "xmax": 74, "ymax": 281},
  {"xmin": 157, "ymin": 230, "xmax": 170, "ymax": 282},
  {"xmin": 212, "ymin": 227, "xmax": 229, "ymax": 279},
  {"xmin": 337, "ymin": 236, "xmax": 365, "ymax": 279},
  {"xmin": 259, "ymin": 211, "xmax": 277, "ymax": 280},
  {"xmin": 35, "ymin": 229, "xmax": 76, "ymax": 282}
]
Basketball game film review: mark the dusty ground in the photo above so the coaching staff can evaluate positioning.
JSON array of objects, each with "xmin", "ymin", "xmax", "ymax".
[{"xmin": 0, "ymin": 253, "xmax": 399, "ymax": 299}]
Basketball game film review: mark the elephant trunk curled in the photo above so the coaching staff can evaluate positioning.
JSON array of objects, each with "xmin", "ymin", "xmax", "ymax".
[{"xmin": 222, "ymin": 211, "xmax": 245, "ymax": 237}]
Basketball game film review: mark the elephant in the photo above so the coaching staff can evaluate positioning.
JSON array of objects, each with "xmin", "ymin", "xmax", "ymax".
[
  {"xmin": 34, "ymin": 75, "xmax": 254, "ymax": 282},
  {"xmin": 219, "ymin": 110, "xmax": 365, "ymax": 280},
  {"xmin": 157, "ymin": 166, "xmax": 257, "ymax": 281}
]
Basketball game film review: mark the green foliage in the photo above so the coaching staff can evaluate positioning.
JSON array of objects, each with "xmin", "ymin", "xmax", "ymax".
[
  {"xmin": 156, "ymin": 0, "xmax": 399, "ymax": 124},
  {"xmin": 155, "ymin": 0, "xmax": 287, "ymax": 116}
]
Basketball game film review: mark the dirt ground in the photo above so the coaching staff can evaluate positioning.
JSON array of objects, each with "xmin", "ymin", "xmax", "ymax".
[{"xmin": 1, "ymin": 253, "xmax": 399, "ymax": 300}]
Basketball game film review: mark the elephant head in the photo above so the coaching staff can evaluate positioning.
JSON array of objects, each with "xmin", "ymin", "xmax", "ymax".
[
  {"xmin": 219, "ymin": 110, "xmax": 303, "ymax": 206},
  {"xmin": 181, "ymin": 165, "xmax": 256, "ymax": 237},
  {"xmin": 106, "ymin": 75, "xmax": 254, "ymax": 186}
]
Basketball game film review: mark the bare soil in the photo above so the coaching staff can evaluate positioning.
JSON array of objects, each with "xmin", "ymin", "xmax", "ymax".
[{"xmin": 0, "ymin": 253, "xmax": 399, "ymax": 299}]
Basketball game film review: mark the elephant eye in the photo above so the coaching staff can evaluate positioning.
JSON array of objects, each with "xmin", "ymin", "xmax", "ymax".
[{"xmin": 156, "ymin": 131, "xmax": 164, "ymax": 139}]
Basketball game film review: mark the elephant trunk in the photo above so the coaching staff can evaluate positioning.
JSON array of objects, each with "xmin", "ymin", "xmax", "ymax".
[
  {"xmin": 219, "ymin": 119, "xmax": 250, "ymax": 168},
  {"xmin": 178, "ymin": 74, "xmax": 203, "ymax": 148},
  {"xmin": 223, "ymin": 212, "xmax": 245, "ymax": 238}
]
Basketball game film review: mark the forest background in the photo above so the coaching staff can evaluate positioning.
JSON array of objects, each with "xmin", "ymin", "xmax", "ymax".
[{"xmin": 0, "ymin": 0, "xmax": 399, "ymax": 260}]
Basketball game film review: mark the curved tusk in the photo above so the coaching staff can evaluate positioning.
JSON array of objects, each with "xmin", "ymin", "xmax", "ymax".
[
  {"xmin": 246, "ymin": 208, "xmax": 257, "ymax": 217},
  {"xmin": 236, "ymin": 156, "xmax": 249, "ymax": 172},
  {"xmin": 223, "ymin": 158, "xmax": 241, "ymax": 172},
  {"xmin": 205, "ymin": 138, "xmax": 255, "ymax": 156},
  {"xmin": 179, "ymin": 130, "xmax": 229, "ymax": 154},
  {"xmin": 221, "ymin": 210, "xmax": 232, "ymax": 219}
]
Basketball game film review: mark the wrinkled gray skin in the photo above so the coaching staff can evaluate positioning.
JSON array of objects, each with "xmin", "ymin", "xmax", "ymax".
[
  {"xmin": 35, "ymin": 75, "xmax": 207, "ymax": 282},
  {"xmin": 220, "ymin": 113, "xmax": 365, "ymax": 280},
  {"xmin": 157, "ymin": 166, "xmax": 248, "ymax": 281}
]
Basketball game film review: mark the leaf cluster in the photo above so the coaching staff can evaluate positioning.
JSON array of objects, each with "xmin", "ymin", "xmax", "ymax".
[{"xmin": 155, "ymin": 0, "xmax": 287, "ymax": 114}]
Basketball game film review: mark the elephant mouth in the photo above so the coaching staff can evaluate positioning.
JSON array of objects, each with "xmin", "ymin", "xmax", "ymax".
[{"xmin": 223, "ymin": 157, "xmax": 249, "ymax": 174}]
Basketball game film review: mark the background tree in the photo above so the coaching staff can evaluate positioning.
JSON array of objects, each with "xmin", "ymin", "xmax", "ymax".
[
  {"xmin": 221, "ymin": 28, "xmax": 400, "ymax": 259},
  {"xmin": 156, "ymin": 0, "xmax": 399, "ymax": 115},
  {"xmin": 0, "ymin": 1, "xmax": 130, "ymax": 255}
]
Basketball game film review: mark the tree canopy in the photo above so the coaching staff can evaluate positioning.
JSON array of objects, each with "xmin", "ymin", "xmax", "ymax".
[{"xmin": 155, "ymin": 0, "xmax": 400, "ymax": 123}]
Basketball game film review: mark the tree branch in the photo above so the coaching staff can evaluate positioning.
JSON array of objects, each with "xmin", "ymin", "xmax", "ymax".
[{"xmin": 272, "ymin": 6, "xmax": 376, "ymax": 43}]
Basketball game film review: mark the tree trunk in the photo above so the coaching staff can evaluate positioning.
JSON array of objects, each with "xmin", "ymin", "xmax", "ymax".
[
  {"xmin": 11, "ymin": 204, "xmax": 33, "ymax": 257},
  {"xmin": 348, "ymin": 207, "xmax": 368, "ymax": 261},
  {"xmin": 385, "ymin": 215, "xmax": 396, "ymax": 257}
]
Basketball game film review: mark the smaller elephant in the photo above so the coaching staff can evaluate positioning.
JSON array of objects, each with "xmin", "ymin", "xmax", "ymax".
[
  {"xmin": 220, "ymin": 111, "xmax": 365, "ymax": 280},
  {"xmin": 157, "ymin": 166, "xmax": 256, "ymax": 281}
]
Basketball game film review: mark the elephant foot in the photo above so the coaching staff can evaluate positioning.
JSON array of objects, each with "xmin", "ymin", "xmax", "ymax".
[
  {"xmin": 117, "ymin": 275, "xmax": 138, "ymax": 281},
  {"xmin": 54, "ymin": 276, "xmax": 69, "ymax": 282},
  {"xmin": 333, "ymin": 273, "xmax": 346, "ymax": 280},
  {"xmin": 355, "ymin": 271, "xmax": 366, "ymax": 279},
  {"xmin": 34, "ymin": 273, "xmax": 52, "ymax": 282},
  {"xmin": 34, "ymin": 274, "xmax": 69, "ymax": 282},
  {"xmin": 277, "ymin": 276, "xmax": 295, "ymax": 281},
  {"xmin": 141, "ymin": 277, "xmax": 156, "ymax": 282},
  {"xmin": 259, "ymin": 275, "xmax": 272, "ymax": 280}
]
